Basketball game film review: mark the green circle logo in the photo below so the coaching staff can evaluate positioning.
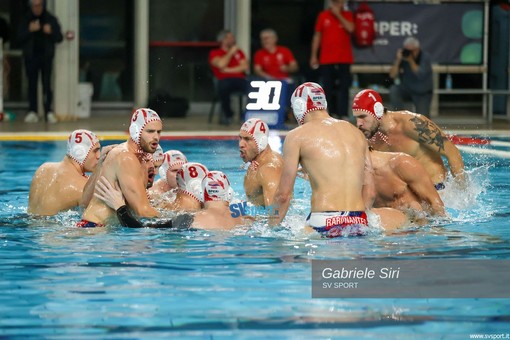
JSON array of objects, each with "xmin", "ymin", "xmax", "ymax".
[
  {"xmin": 460, "ymin": 43, "xmax": 482, "ymax": 64},
  {"xmin": 462, "ymin": 10, "xmax": 483, "ymax": 39}
]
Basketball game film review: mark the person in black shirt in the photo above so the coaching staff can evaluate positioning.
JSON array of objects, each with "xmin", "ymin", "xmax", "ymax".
[{"xmin": 18, "ymin": 0, "xmax": 63, "ymax": 123}]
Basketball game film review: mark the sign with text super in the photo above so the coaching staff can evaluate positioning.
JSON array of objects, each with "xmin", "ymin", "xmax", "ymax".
[{"xmin": 353, "ymin": 3, "xmax": 484, "ymax": 65}]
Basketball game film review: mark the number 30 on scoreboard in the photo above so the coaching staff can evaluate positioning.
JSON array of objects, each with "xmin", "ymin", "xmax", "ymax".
[{"xmin": 245, "ymin": 80, "xmax": 288, "ymax": 128}]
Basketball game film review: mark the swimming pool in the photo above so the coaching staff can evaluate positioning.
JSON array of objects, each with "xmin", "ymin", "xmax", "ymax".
[{"xmin": 0, "ymin": 134, "xmax": 509, "ymax": 338}]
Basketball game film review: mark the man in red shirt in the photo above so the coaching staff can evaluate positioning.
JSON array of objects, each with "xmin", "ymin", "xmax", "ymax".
[
  {"xmin": 209, "ymin": 29, "xmax": 249, "ymax": 125},
  {"xmin": 253, "ymin": 28, "xmax": 298, "ymax": 82},
  {"xmin": 310, "ymin": 0, "xmax": 354, "ymax": 119}
]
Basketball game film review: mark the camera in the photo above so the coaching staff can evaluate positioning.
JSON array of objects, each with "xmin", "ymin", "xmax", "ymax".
[{"xmin": 401, "ymin": 49, "xmax": 411, "ymax": 57}]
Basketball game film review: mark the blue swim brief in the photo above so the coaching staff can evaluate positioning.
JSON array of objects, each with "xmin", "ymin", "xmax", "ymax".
[
  {"xmin": 306, "ymin": 211, "xmax": 368, "ymax": 238},
  {"xmin": 434, "ymin": 182, "xmax": 446, "ymax": 190},
  {"xmin": 76, "ymin": 219, "xmax": 104, "ymax": 228}
]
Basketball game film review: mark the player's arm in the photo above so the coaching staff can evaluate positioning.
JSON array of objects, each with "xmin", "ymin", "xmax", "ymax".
[
  {"xmin": 395, "ymin": 155, "xmax": 445, "ymax": 216},
  {"xmin": 80, "ymin": 144, "xmax": 116, "ymax": 208},
  {"xmin": 406, "ymin": 115, "xmax": 465, "ymax": 181},
  {"xmin": 271, "ymin": 134, "xmax": 299, "ymax": 225},
  {"xmin": 95, "ymin": 176, "xmax": 178, "ymax": 228},
  {"xmin": 116, "ymin": 154, "xmax": 159, "ymax": 217},
  {"xmin": 258, "ymin": 164, "xmax": 283, "ymax": 208}
]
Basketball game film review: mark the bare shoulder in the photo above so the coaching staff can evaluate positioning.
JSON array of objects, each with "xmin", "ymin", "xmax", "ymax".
[
  {"xmin": 402, "ymin": 112, "xmax": 444, "ymax": 134},
  {"xmin": 392, "ymin": 152, "xmax": 426, "ymax": 175},
  {"xmin": 35, "ymin": 162, "xmax": 59, "ymax": 173},
  {"xmin": 109, "ymin": 146, "xmax": 139, "ymax": 166},
  {"xmin": 391, "ymin": 152, "xmax": 415, "ymax": 166},
  {"xmin": 286, "ymin": 125, "xmax": 303, "ymax": 139}
]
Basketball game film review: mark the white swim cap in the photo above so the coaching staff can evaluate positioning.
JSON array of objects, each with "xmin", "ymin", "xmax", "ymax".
[
  {"xmin": 240, "ymin": 118, "xmax": 268, "ymax": 153},
  {"xmin": 66, "ymin": 129, "xmax": 99, "ymax": 165},
  {"xmin": 152, "ymin": 145, "xmax": 164, "ymax": 163},
  {"xmin": 291, "ymin": 82, "xmax": 328, "ymax": 125},
  {"xmin": 202, "ymin": 170, "xmax": 231, "ymax": 202},
  {"xmin": 352, "ymin": 89, "xmax": 384, "ymax": 120},
  {"xmin": 177, "ymin": 162, "xmax": 209, "ymax": 202},
  {"xmin": 158, "ymin": 150, "xmax": 188, "ymax": 183},
  {"xmin": 129, "ymin": 108, "xmax": 162, "ymax": 145}
]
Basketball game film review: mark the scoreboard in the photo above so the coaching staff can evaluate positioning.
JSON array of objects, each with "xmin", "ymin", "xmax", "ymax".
[{"xmin": 244, "ymin": 80, "xmax": 289, "ymax": 129}]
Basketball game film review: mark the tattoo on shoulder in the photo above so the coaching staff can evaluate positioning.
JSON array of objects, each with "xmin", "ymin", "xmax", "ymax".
[{"xmin": 409, "ymin": 116, "xmax": 445, "ymax": 152}]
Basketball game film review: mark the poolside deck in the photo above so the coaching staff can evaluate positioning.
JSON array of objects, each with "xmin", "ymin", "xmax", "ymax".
[{"xmin": 1, "ymin": 108, "xmax": 510, "ymax": 138}]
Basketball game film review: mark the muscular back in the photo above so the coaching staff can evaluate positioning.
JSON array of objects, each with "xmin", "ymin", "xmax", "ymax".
[
  {"xmin": 28, "ymin": 161, "xmax": 88, "ymax": 216},
  {"xmin": 371, "ymin": 151, "xmax": 423, "ymax": 211},
  {"xmin": 295, "ymin": 118, "xmax": 368, "ymax": 211}
]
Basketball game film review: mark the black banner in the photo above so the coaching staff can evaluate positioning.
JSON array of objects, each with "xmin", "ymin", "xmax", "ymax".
[{"xmin": 353, "ymin": 3, "xmax": 484, "ymax": 65}]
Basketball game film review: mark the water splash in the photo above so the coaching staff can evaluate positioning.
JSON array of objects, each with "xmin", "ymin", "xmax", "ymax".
[{"xmin": 440, "ymin": 165, "xmax": 493, "ymax": 221}]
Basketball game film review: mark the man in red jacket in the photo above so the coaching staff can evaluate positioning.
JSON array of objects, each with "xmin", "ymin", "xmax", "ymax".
[
  {"xmin": 310, "ymin": 0, "xmax": 354, "ymax": 119},
  {"xmin": 209, "ymin": 29, "xmax": 248, "ymax": 125}
]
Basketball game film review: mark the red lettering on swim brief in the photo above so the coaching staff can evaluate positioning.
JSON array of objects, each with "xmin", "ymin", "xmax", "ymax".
[{"xmin": 325, "ymin": 216, "xmax": 367, "ymax": 227}]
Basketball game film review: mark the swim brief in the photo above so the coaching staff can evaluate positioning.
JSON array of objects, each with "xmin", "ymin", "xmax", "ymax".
[
  {"xmin": 306, "ymin": 211, "xmax": 368, "ymax": 238},
  {"xmin": 434, "ymin": 182, "xmax": 446, "ymax": 190},
  {"xmin": 76, "ymin": 219, "xmax": 104, "ymax": 228}
]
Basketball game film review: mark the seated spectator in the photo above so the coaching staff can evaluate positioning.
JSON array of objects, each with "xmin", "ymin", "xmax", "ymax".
[
  {"xmin": 253, "ymin": 28, "xmax": 298, "ymax": 82},
  {"xmin": 209, "ymin": 29, "xmax": 249, "ymax": 126}
]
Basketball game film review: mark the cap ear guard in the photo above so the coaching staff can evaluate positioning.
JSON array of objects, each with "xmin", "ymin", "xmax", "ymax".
[
  {"xmin": 240, "ymin": 118, "xmax": 269, "ymax": 153},
  {"xmin": 152, "ymin": 145, "xmax": 164, "ymax": 163},
  {"xmin": 291, "ymin": 82, "xmax": 327, "ymax": 125},
  {"xmin": 176, "ymin": 162, "xmax": 209, "ymax": 202},
  {"xmin": 66, "ymin": 129, "xmax": 99, "ymax": 166},
  {"xmin": 68, "ymin": 144, "xmax": 88, "ymax": 165},
  {"xmin": 374, "ymin": 102, "xmax": 384, "ymax": 119},
  {"xmin": 258, "ymin": 134, "xmax": 268, "ymax": 152},
  {"xmin": 129, "ymin": 124, "xmax": 140, "ymax": 144},
  {"xmin": 291, "ymin": 97, "xmax": 306, "ymax": 125},
  {"xmin": 129, "ymin": 108, "xmax": 161, "ymax": 145}
]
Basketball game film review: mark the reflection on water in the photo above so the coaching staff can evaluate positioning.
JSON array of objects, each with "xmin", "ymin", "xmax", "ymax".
[{"xmin": 0, "ymin": 139, "xmax": 509, "ymax": 337}]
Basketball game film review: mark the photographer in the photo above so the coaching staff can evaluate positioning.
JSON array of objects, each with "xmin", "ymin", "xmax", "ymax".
[{"xmin": 388, "ymin": 37, "xmax": 433, "ymax": 117}]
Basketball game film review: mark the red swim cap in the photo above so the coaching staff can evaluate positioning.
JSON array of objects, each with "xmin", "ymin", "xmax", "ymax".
[{"xmin": 352, "ymin": 89, "xmax": 384, "ymax": 120}]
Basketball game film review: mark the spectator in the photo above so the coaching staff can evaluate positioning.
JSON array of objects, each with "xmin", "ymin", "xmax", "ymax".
[
  {"xmin": 0, "ymin": 15, "xmax": 11, "ymax": 99},
  {"xmin": 389, "ymin": 37, "xmax": 433, "ymax": 117},
  {"xmin": 0, "ymin": 15, "xmax": 9, "ymax": 44},
  {"xmin": 310, "ymin": 0, "xmax": 354, "ymax": 119},
  {"xmin": 18, "ymin": 0, "xmax": 63, "ymax": 124},
  {"xmin": 253, "ymin": 28, "xmax": 298, "ymax": 82},
  {"xmin": 209, "ymin": 29, "xmax": 248, "ymax": 126}
]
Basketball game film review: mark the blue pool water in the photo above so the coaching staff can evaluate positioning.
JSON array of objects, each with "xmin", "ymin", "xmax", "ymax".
[{"xmin": 0, "ymin": 136, "xmax": 509, "ymax": 339}]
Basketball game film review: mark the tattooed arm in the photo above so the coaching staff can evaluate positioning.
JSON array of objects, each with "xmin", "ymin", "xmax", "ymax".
[{"xmin": 407, "ymin": 115, "xmax": 465, "ymax": 182}]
